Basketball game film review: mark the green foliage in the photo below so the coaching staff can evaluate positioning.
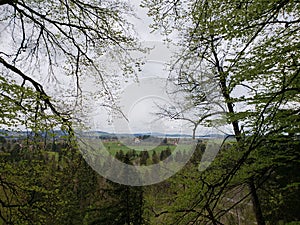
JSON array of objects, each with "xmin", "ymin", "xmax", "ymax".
[
  {"xmin": 1, "ymin": 0, "xmax": 299, "ymax": 224},
  {"xmin": 0, "ymin": 138, "xmax": 131, "ymax": 225},
  {"xmin": 95, "ymin": 152, "xmax": 145, "ymax": 225},
  {"xmin": 151, "ymin": 151, "xmax": 159, "ymax": 164},
  {"xmin": 140, "ymin": 151, "xmax": 150, "ymax": 165},
  {"xmin": 142, "ymin": 0, "xmax": 300, "ymax": 224},
  {"xmin": 0, "ymin": 0, "xmax": 142, "ymax": 138},
  {"xmin": 0, "ymin": 1, "xmax": 144, "ymax": 222}
]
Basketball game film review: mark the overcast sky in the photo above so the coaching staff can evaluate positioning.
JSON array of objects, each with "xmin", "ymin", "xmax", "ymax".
[
  {"xmin": 76, "ymin": 0, "xmax": 234, "ymax": 136},
  {"xmin": 0, "ymin": 0, "xmax": 231, "ymax": 135}
]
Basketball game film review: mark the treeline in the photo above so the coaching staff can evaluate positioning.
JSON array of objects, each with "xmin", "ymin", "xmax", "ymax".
[
  {"xmin": 114, "ymin": 146, "xmax": 187, "ymax": 166},
  {"xmin": 0, "ymin": 137, "xmax": 145, "ymax": 225},
  {"xmin": 1, "ymin": 136, "xmax": 299, "ymax": 224}
]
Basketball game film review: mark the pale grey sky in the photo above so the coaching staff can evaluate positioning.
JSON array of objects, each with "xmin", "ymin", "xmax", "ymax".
[
  {"xmin": 0, "ymin": 1, "xmax": 231, "ymax": 135},
  {"xmin": 79, "ymin": 1, "xmax": 232, "ymax": 135}
]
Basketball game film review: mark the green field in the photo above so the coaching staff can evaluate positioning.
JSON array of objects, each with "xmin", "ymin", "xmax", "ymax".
[{"xmin": 102, "ymin": 141, "xmax": 177, "ymax": 155}]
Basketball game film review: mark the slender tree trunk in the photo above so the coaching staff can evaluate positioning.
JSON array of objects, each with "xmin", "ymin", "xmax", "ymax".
[
  {"xmin": 249, "ymin": 179, "xmax": 265, "ymax": 225},
  {"xmin": 206, "ymin": 205, "xmax": 223, "ymax": 225},
  {"xmin": 192, "ymin": 125, "xmax": 196, "ymax": 139},
  {"xmin": 139, "ymin": 188, "xmax": 143, "ymax": 224},
  {"xmin": 211, "ymin": 44, "xmax": 265, "ymax": 225},
  {"xmin": 126, "ymin": 186, "xmax": 130, "ymax": 224}
]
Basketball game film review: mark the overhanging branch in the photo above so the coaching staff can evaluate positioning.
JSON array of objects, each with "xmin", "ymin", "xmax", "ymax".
[
  {"xmin": 0, "ymin": 56, "xmax": 70, "ymax": 125},
  {"xmin": 0, "ymin": 0, "xmax": 12, "ymax": 6}
]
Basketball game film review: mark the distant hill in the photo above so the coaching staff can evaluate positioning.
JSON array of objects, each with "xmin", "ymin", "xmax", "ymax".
[
  {"xmin": 65, "ymin": 130, "xmax": 229, "ymax": 139},
  {"xmin": 0, "ymin": 129, "xmax": 68, "ymax": 139},
  {"xmin": 0, "ymin": 129, "xmax": 229, "ymax": 139}
]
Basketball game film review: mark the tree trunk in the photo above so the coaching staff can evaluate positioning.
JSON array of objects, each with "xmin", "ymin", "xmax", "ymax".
[
  {"xmin": 125, "ymin": 186, "xmax": 130, "ymax": 224},
  {"xmin": 212, "ymin": 45, "xmax": 265, "ymax": 225},
  {"xmin": 249, "ymin": 179, "xmax": 265, "ymax": 225}
]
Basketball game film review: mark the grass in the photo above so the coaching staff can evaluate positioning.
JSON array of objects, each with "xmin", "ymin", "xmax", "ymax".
[{"xmin": 102, "ymin": 141, "xmax": 177, "ymax": 155}]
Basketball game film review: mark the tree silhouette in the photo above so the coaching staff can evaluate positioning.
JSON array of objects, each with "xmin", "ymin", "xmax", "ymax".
[{"xmin": 0, "ymin": 0, "xmax": 139, "ymax": 131}]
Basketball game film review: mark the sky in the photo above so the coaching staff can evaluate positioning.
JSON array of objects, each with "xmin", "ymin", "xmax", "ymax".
[
  {"xmin": 0, "ymin": 0, "xmax": 232, "ymax": 136},
  {"xmin": 77, "ymin": 0, "xmax": 233, "ymax": 136},
  {"xmin": 78, "ymin": 0, "xmax": 187, "ymax": 134}
]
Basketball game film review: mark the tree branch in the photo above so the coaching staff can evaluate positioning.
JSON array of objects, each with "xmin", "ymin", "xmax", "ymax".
[{"xmin": 0, "ymin": 56, "xmax": 69, "ymax": 124}]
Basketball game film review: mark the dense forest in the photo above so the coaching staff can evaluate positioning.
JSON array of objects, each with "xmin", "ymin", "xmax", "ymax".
[
  {"xmin": 0, "ymin": 0, "xmax": 299, "ymax": 224},
  {"xmin": 0, "ymin": 135, "xmax": 299, "ymax": 224}
]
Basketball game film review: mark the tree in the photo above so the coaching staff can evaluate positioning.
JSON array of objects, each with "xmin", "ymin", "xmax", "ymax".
[
  {"xmin": 0, "ymin": 141, "xmax": 71, "ymax": 225},
  {"xmin": 142, "ymin": 0, "xmax": 300, "ymax": 224},
  {"xmin": 0, "ymin": 2, "xmax": 141, "ymax": 223},
  {"xmin": 0, "ymin": 0, "xmax": 140, "ymax": 132},
  {"xmin": 96, "ymin": 153, "xmax": 145, "ymax": 225},
  {"xmin": 140, "ymin": 150, "xmax": 150, "ymax": 165},
  {"xmin": 152, "ymin": 150, "xmax": 159, "ymax": 164},
  {"xmin": 252, "ymin": 136, "xmax": 300, "ymax": 223}
]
